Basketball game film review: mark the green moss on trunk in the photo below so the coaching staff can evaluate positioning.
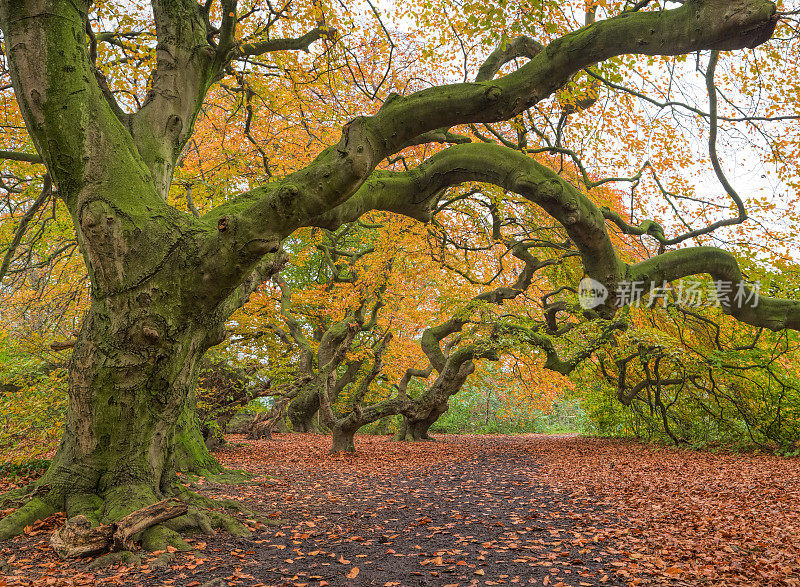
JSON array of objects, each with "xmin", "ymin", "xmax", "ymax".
[{"xmin": 288, "ymin": 388, "xmax": 321, "ymax": 433}]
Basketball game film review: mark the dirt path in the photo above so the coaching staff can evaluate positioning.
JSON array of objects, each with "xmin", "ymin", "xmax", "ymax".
[
  {"xmin": 1, "ymin": 434, "xmax": 799, "ymax": 586},
  {"xmin": 192, "ymin": 437, "xmax": 628, "ymax": 586}
]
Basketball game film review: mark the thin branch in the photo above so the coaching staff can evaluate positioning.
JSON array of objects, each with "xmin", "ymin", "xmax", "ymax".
[
  {"xmin": 0, "ymin": 176, "xmax": 52, "ymax": 283},
  {"xmin": 234, "ymin": 27, "xmax": 333, "ymax": 59},
  {"xmin": 0, "ymin": 151, "xmax": 43, "ymax": 164}
]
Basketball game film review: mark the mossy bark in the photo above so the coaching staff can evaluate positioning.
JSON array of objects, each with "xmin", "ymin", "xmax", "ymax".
[
  {"xmin": 330, "ymin": 423, "xmax": 357, "ymax": 453},
  {"xmin": 393, "ymin": 355, "xmax": 476, "ymax": 442},
  {"xmin": 0, "ymin": 287, "xmax": 227, "ymax": 537},
  {"xmin": 288, "ymin": 388, "xmax": 322, "ymax": 432},
  {"xmin": 287, "ymin": 324, "xmax": 365, "ymax": 433},
  {"xmin": 0, "ymin": 0, "xmax": 272, "ymax": 545},
  {"xmin": 0, "ymin": 271, "xmax": 270, "ymax": 545},
  {"xmin": 394, "ymin": 406, "xmax": 447, "ymax": 442}
]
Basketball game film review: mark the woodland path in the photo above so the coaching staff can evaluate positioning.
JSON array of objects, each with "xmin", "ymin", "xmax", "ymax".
[{"xmin": 1, "ymin": 434, "xmax": 799, "ymax": 586}]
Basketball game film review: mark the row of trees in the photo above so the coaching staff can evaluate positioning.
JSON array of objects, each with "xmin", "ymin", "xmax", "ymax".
[
  {"xmin": 207, "ymin": 194, "xmax": 587, "ymax": 452},
  {"xmin": 2, "ymin": 0, "xmax": 800, "ymax": 554},
  {"xmin": 196, "ymin": 197, "xmax": 800, "ymax": 455}
]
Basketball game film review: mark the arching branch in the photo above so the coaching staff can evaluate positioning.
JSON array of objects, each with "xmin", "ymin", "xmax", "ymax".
[
  {"xmin": 0, "ymin": 151, "xmax": 43, "ymax": 164},
  {"xmin": 306, "ymin": 141, "xmax": 800, "ymax": 333},
  {"xmin": 233, "ymin": 27, "xmax": 334, "ymax": 58},
  {"xmin": 195, "ymin": 0, "xmax": 779, "ymax": 311}
]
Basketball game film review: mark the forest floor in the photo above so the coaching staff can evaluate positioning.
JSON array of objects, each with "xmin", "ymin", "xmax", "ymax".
[{"xmin": 0, "ymin": 434, "xmax": 799, "ymax": 587}]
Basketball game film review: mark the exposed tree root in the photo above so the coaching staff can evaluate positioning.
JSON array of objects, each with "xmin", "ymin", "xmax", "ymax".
[
  {"xmin": 0, "ymin": 496, "xmax": 57, "ymax": 540},
  {"xmin": 65, "ymin": 492, "xmax": 104, "ymax": 525},
  {"xmin": 184, "ymin": 469, "xmax": 254, "ymax": 485},
  {"xmin": 88, "ymin": 550, "xmax": 141, "ymax": 569},
  {"xmin": 163, "ymin": 505, "xmax": 215, "ymax": 535},
  {"xmin": 0, "ymin": 483, "xmax": 51, "ymax": 510},
  {"xmin": 141, "ymin": 525, "xmax": 193, "ymax": 552},
  {"xmin": 0, "ymin": 476, "xmax": 272, "ymax": 555},
  {"xmin": 174, "ymin": 487, "xmax": 271, "ymax": 529}
]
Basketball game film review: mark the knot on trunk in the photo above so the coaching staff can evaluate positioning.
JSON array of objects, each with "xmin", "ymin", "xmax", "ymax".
[
  {"xmin": 166, "ymin": 114, "xmax": 183, "ymax": 136},
  {"xmin": 142, "ymin": 326, "xmax": 159, "ymax": 342}
]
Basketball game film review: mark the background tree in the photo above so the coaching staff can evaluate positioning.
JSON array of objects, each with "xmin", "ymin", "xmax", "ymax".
[
  {"xmin": 392, "ymin": 196, "xmax": 575, "ymax": 441},
  {"xmin": 584, "ymin": 284, "xmax": 800, "ymax": 450},
  {"xmin": 195, "ymin": 355, "xmax": 272, "ymax": 449},
  {"xmin": 282, "ymin": 227, "xmax": 390, "ymax": 432},
  {"xmin": 226, "ymin": 221, "xmax": 399, "ymax": 435},
  {"xmin": 315, "ymin": 193, "xmax": 620, "ymax": 449}
]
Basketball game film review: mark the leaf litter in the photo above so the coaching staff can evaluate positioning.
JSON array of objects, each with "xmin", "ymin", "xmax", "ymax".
[{"xmin": 0, "ymin": 434, "xmax": 798, "ymax": 586}]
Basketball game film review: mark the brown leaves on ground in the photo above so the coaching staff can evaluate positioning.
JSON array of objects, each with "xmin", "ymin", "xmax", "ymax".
[
  {"xmin": 0, "ymin": 434, "xmax": 798, "ymax": 586},
  {"xmin": 524, "ymin": 435, "xmax": 800, "ymax": 586},
  {"xmin": 217, "ymin": 433, "xmax": 476, "ymax": 478}
]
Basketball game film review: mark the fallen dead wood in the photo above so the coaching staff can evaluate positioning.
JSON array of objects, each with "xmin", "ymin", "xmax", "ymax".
[{"xmin": 50, "ymin": 498, "xmax": 187, "ymax": 558}]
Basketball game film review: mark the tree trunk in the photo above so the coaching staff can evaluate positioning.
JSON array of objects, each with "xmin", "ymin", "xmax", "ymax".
[
  {"xmin": 248, "ymin": 412, "xmax": 275, "ymax": 440},
  {"xmin": 289, "ymin": 355, "xmax": 361, "ymax": 433},
  {"xmin": 0, "ymin": 187, "xmax": 280, "ymax": 546},
  {"xmin": 394, "ymin": 357, "xmax": 474, "ymax": 442},
  {"xmin": 0, "ymin": 292, "xmax": 224, "ymax": 541},
  {"xmin": 288, "ymin": 387, "xmax": 321, "ymax": 432},
  {"xmin": 394, "ymin": 405, "xmax": 448, "ymax": 441},
  {"xmin": 373, "ymin": 416, "xmax": 391, "ymax": 436},
  {"xmin": 330, "ymin": 424, "xmax": 357, "ymax": 453},
  {"xmin": 65, "ymin": 302, "xmax": 219, "ymax": 482}
]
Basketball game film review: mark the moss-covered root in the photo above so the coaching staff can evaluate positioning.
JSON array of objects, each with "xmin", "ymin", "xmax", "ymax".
[
  {"xmin": 94, "ymin": 486, "xmax": 214, "ymax": 553},
  {"xmin": 88, "ymin": 550, "xmax": 141, "ymax": 570},
  {"xmin": 139, "ymin": 508, "xmax": 249, "ymax": 552},
  {"xmin": 0, "ymin": 497, "xmax": 57, "ymax": 540},
  {"xmin": 0, "ymin": 486, "xmax": 36, "ymax": 509},
  {"xmin": 201, "ymin": 469, "xmax": 253, "ymax": 485},
  {"xmin": 128, "ymin": 486, "xmax": 260, "ymax": 550},
  {"xmin": 140, "ymin": 525, "xmax": 195, "ymax": 552},
  {"xmin": 174, "ymin": 487, "xmax": 261, "ymax": 519},
  {"xmin": 0, "ymin": 482, "xmax": 261, "ymax": 550},
  {"xmin": 206, "ymin": 511, "xmax": 251, "ymax": 537},
  {"xmin": 173, "ymin": 487, "xmax": 274, "ymax": 537},
  {"xmin": 163, "ymin": 506, "xmax": 215, "ymax": 535},
  {"xmin": 65, "ymin": 493, "xmax": 104, "ymax": 526}
]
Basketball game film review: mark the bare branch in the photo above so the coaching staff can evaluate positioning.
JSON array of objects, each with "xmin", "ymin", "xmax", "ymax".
[
  {"xmin": 233, "ymin": 27, "xmax": 334, "ymax": 58},
  {"xmin": 0, "ymin": 151, "xmax": 43, "ymax": 164},
  {"xmin": 0, "ymin": 176, "xmax": 52, "ymax": 283}
]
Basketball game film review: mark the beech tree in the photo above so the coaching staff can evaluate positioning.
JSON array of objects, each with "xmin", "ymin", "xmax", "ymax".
[
  {"xmin": 0, "ymin": 0, "xmax": 796, "ymax": 549},
  {"xmin": 282, "ymin": 227, "xmax": 389, "ymax": 433},
  {"xmin": 391, "ymin": 203, "xmax": 583, "ymax": 442},
  {"xmin": 226, "ymin": 223, "xmax": 395, "ymax": 438},
  {"xmin": 319, "ymin": 209, "xmax": 553, "ymax": 449},
  {"xmin": 195, "ymin": 356, "xmax": 271, "ymax": 448}
]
